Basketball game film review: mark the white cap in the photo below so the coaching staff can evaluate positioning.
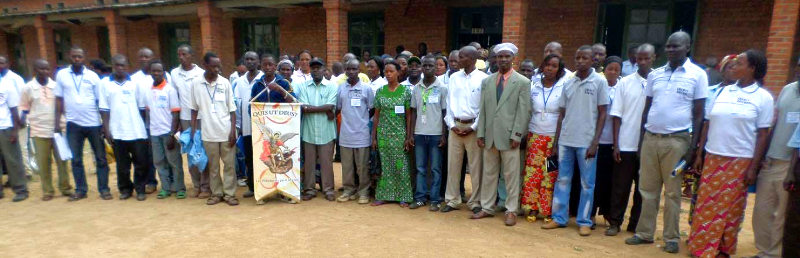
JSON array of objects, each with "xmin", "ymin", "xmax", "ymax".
[{"xmin": 493, "ymin": 43, "xmax": 518, "ymax": 56}]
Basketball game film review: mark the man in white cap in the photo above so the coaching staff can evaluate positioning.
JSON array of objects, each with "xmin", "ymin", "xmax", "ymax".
[{"xmin": 471, "ymin": 43, "xmax": 532, "ymax": 226}]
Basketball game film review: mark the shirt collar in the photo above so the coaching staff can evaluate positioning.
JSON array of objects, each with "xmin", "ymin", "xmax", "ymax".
[
  {"xmin": 69, "ymin": 65, "xmax": 85, "ymax": 75},
  {"xmin": 499, "ymin": 69, "xmax": 514, "ymax": 81},
  {"xmin": 731, "ymin": 81, "xmax": 760, "ymax": 92},
  {"xmin": 152, "ymin": 79, "xmax": 167, "ymax": 89}
]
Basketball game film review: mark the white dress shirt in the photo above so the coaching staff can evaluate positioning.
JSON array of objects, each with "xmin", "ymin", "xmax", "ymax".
[
  {"xmin": 170, "ymin": 64, "xmax": 205, "ymax": 121},
  {"xmin": 444, "ymin": 69, "xmax": 487, "ymax": 130},
  {"xmin": 609, "ymin": 72, "xmax": 648, "ymax": 151}
]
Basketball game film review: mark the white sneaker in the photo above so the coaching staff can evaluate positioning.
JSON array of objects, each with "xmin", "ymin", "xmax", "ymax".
[
  {"xmin": 337, "ymin": 193, "xmax": 352, "ymax": 202},
  {"xmin": 237, "ymin": 178, "xmax": 247, "ymax": 187},
  {"xmin": 357, "ymin": 196, "xmax": 370, "ymax": 204}
]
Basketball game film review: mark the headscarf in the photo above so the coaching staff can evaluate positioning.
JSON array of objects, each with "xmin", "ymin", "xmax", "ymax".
[{"xmin": 278, "ymin": 59, "xmax": 294, "ymax": 70}]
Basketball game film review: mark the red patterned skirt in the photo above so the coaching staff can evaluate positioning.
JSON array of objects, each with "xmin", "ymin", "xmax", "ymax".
[{"xmin": 520, "ymin": 132, "xmax": 557, "ymax": 216}]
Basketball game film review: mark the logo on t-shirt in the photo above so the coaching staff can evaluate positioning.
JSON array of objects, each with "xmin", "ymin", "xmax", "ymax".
[
  {"xmin": 737, "ymin": 97, "xmax": 751, "ymax": 105},
  {"xmin": 583, "ymin": 88, "xmax": 595, "ymax": 96},
  {"xmin": 676, "ymin": 87, "xmax": 691, "ymax": 97}
]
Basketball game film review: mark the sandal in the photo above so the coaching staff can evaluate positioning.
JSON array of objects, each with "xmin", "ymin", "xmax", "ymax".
[
  {"xmin": 399, "ymin": 202, "xmax": 409, "ymax": 208},
  {"xmin": 370, "ymin": 200, "xmax": 386, "ymax": 206},
  {"xmin": 157, "ymin": 190, "xmax": 170, "ymax": 199},
  {"xmin": 206, "ymin": 196, "xmax": 222, "ymax": 205},
  {"xmin": 175, "ymin": 191, "xmax": 186, "ymax": 199}
]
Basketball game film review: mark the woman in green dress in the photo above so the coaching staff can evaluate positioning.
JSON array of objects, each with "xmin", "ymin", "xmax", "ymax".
[{"xmin": 370, "ymin": 60, "xmax": 413, "ymax": 207}]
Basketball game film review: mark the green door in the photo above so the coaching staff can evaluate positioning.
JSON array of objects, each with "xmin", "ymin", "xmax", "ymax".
[
  {"xmin": 159, "ymin": 23, "xmax": 191, "ymax": 70},
  {"xmin": 349, "ymin": 12, "xmax": 385, "ymax": 59}
]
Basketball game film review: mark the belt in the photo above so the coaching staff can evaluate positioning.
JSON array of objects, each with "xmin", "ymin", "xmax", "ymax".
[
  {"xmin": 646, "ymin": 130, "xmax": 689, "ymax": 138},
  {"xmin": 454, "ymin": 117, "xmax": 475, "ymax": 124}
]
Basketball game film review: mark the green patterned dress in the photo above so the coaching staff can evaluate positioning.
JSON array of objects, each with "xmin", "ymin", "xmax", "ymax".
[{"xmin": 374, "ymin": 84, "xmax": 413, "ymax": 202}]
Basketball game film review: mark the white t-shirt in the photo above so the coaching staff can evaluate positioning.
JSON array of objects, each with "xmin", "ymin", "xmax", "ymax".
[
  {"xmin": 0, "ymin": 78, "xmax": 20, "ymax": 129},
  {"xmin": 705, "ymin": 82, "xmax": 773, "ymax": 158},
  {"xmin": 367, "ymin": 76, "xmax": 388, "ymax": 97},
  {"xmin": 644, "ymin": 59, "xmax": 709, "ymax": 134},
  {"xmin": 233, "ymin": 71, "xmax": 263, "ymax": 136},
  {"xmin": 131, "ymin": 69, "xmax": 172, "ymax": 88},
  {"xmin": 528, "ymin": 77, "xmax": 566, "ymax": 136},
  {"xmin": 599, "ymin": 84, "xmax": 618, "ymax": 144},
  {"xmin": 291, "ymin": 70, "xmax": 312, "ymax": 86},
  {"xmin": 54, "ymin": 66, "xmax": 102, "ymax": 127},
  {"xmin": 190, "ymin": 76, "xmax": 236, "ymax": 142},
  {"xmin": 1, "ymin": 70, "xmax": 25, "ymax": 94},
  {"xmin": 170, "ymin": 64, "xmax": 205, "ymax": 121},
  {"xmin": 609, "ymin": 72, "xmax": 648, "ymax": 151},
  {"xmin": 144, "ymin": 80, "xmax": 181, "ymax": 136},
  {"xmin": 98, "ymin": 77, "xmax": 148, "ymax": 140}
]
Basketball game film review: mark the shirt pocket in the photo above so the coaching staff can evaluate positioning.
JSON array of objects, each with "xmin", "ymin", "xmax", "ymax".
[{"xmin": 671, "ymin": 78, "xmax": 696, "ymax": 100}]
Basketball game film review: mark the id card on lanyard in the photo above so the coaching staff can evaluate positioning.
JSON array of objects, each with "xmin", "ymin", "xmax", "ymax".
[{"xmin": 72, "ymin": 73, "xmax": 85, "ymax": 104}]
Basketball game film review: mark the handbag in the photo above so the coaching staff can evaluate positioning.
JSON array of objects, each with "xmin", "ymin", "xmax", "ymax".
[{"xmin": 545, "ymin": 155, "xmax": 558, "ymax": 173}]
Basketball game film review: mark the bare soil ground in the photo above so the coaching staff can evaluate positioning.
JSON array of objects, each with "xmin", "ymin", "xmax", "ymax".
[{"xmin": 0, "ymin": 136, "xmax": 757, "ymax": 257}]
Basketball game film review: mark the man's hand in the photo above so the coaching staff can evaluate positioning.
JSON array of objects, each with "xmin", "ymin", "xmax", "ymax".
[
  {"xmin": 451, "ymin": 127, "xmax": 462, "ymax": 135},
  {"xmin": 691, "ymin": 154, "xmax": 704, "ymax": 174},
  {"xmin": 783, "ymin": 177, "xmax": 795, "ymax": 192},
  {"xmin": 745, "ymin": 166, "xmax": 758, "ymax": 186},
  {"xmin": 510, "ymin": 139, "xmax": 520, "ymax": 149},
  {"xmin": 613, "ymin": 147, "xmax": 622, "ymax": 163},
  {"xmin": 54, "ymin": 125, "xmax": 62, "ymax": 134},
  {"xmin": 326, "ymin": 109, "xmax": 335, "ymax": 120},
  {"xmin": 683, "ymin": 147, "xmax": 696, "ymax": 171},
  {"xmin": 104, "ymin": 130, "xmax": 114, "ymax": 147},
  {"xmin": 267, "ymin": 82, "xmax": 282, "ymax": 92},
  {"xmin": 461, "ymin": 128, "xmax": 473, "ymax": 136},
  {"xmin": 372, "ymin": 138, "xmax": 377, "ymax": 150},
  {"xmin": 585, "ymin": 143, "xmax": 598, "ymax": 159},
  {"xmin": 438, "ymin": 136, "xmax": 447, "ymax": 148},
  {"xmin": 9, "ymin": 132, "xmax": 17, "ymax": 144},
  {"xmin": 477, "ymin": 137, "xmax": 485, "ymax": 148},
  {"xmin": 228, "ymin": 131, "xmax": 236, "ymax": 148},
  {"xmin": 167, "ymin": 136, "xmax": 177, "ymax": 150}
]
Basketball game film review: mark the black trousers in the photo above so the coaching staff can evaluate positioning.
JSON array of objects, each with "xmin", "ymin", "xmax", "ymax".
[
  {"xmin": 592, "ymin": 144, "xmax": 614, "ymax": 217},
  {"xmin": 606, "ymin": 151, "xmax": 642, "ymax": 231},
  {"xmin": 113, "ymin": 139, "xmax": 150, "ymax": 194},
  {"xmin": 243, "ymin": 136, "xmax": 254, "ymax": 192},
  {"xmin": 785, "ymin": 189, "xmax": 800, "ymax": 257}
]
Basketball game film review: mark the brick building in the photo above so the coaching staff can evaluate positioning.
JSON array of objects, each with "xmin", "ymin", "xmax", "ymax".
[{"xmin": 0, "ymin": 0, "xmax": 797, "ymax": 93}]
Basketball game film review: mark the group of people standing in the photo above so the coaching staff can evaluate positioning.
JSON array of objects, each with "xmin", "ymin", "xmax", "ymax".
[{"xmin": 0, "ymin": 29, "xmax": 798, "ymax": 258}]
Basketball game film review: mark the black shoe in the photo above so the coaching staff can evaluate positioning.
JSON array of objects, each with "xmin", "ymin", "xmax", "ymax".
[
  {"xmin": 100, "ymin": 192, "xmax": 113, "ymax": 200},
  {"xmin": 243, "ymin": 191, "xmax": 254, "ymax": 198},
  {"xmin": 119, "ymin": 192, "xmax": 132, "ymax": 200},
  {"xmin": 440, "ymin": 205, "xmax": 458, "ymax": 213},
  {"xmin": 605, "ymin": 225, "xmax": 620, "ymax": 236},
  {"xmin": 12, "ymin": 194, "xmax": 28, "ymax": 202},
  {"xmin": 409, "ymin": 201, "xmax": 425, "ymax": 209},
  {"xmin": 136, "ymin": 193, "xmax": 146, "ymax": 201},
  {"xmin": 68, "ymin": 193, "xmax": 87, "ymax": 202},
  {"xmin": 471, "ymin": 207, "xmax": 482, "ymax": 214},
  {"xmin": 662, "ymin": 242, "xmax": 679, "ymax": 253}
]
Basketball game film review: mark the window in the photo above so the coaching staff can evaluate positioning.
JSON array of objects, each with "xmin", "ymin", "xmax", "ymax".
[
  {"xmin": 349, "ymin": 13, "xmax": 384, "ymax": 58},
  {"xmin": 158, "ymin": 23, "xmax": 190, "ymax": 69},
  {"xmin": 6, "ymin": 32, "xmax": 26, "ymax": 77},
  {"xmin": 96, "ymin": 26, "xmax": 111, "ymax": 62},
  {"xmin": 596, "ymin": 0, "xmax": 697, "ymax": 65},
  {"xmin": 53, "ymin": 29, "xmax": 72, "ymax": 66},
  {"xmin": 236, "ymin": 18, "xmax": 279, "ymax": 60},
  {"xmin": 450, "ymin": 7, "xmax": 502, "ymax": 51}
]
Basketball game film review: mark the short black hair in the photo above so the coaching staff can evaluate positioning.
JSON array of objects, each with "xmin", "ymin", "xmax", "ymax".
[
  {"xmin": 260, "ymin": 53, "xmax": 275, "ymax": 61},
  {"xmin": 148, "ymin": 59, "xmax": 164, "ymax": 70},
  {"xmin": 578, "ymin": 45, "xmax": 593, "ymax": 52},
  {"xmin": 384, "ymin": 60, "xmax": 401, "ymax": 74},
  {"xmin": 743, "ymin": 49, "xmax": 768, "ymax": 82},
  {"xmin": 203, "ymin": 52, "xmax": 218, "ymax": 64},
  {"xmin": 89, "ymin": 59, "xmax": 107, "ymax": 71},
  {"xmin": 177, "ymin": 44, "xmax": 193, "ymax": 54},
  {"xmin": 296, "ymin": 49, "xmax": 312, "ymax": 59},
  {"xmin": 605, "ymin": 56, "xmax": 623, "ymax": 67}
]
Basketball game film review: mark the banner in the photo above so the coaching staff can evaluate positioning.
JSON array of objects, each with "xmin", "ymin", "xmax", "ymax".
[{"xmin": 250, "ymin": 102, "xmax": 302, "ymax": 201}]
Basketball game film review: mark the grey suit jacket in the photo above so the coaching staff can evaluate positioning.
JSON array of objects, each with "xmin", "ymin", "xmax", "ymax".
[{"xmin": 477, "ymin": 70, "xmax": 532, "ymax": 151}]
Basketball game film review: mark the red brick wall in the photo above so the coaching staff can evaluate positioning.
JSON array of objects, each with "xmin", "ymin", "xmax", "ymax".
[
  {"xmin": 123, "ymin": 19, "xmax": 160, "ymax": 68},
  {"xmin": 525, "ymin": 0, "xmax": 598, "ymax": 69},
  {"xmin": 70, "ymin": 25, "xmax": 100, "ymax": 61},
  {"xmin": 279, "ymin": 6, "xmax": 327, "ymax": 60},
  {"xmin": 694, "ymin": 0, "xmax": 773, "ymax": 68},
  {"xmin": 764, "ymin": 0, "xmax": 800, "ymax": 93},
  {"xmin": 383, "ymin": 0, "xmax": 448, "ymax": 55}
]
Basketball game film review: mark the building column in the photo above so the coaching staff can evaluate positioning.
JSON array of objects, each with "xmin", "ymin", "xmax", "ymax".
[
  {"xmin": 103, "ymin": 10, "xmax": 127, "ymax": 57},
  {"xmin": 764, "ymin": 0, "xmax": 800, "ymax": 92},
  {"xmin": 197, "ymin": 0, "xmax": 223, "ymax": 59},
  {"xmin": 324, "ymin": 0, "xmax": 350, "ymax": 66},
  {"xmin": 33, "ymin": 15, "xmax": 57, "ymax": 66},
  {"xmin": 502, "ymin": 0, "xmax": 529, "ymax": 63}
]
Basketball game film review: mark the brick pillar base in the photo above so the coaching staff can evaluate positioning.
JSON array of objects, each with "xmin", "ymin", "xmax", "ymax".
[
  {"xmin": 104, "ymin": 10, "xmax": 128, "ymax": 57},
  {"xmin": 324, "ymin": 0, "xmax": 350, "ymax": 66},
  {"xmin": 502, "ymin": 0, "xmax": 529, "ymax": 64},
  {"xmin": 33, "ymin": 15, "xmax": 57, "ymax": 66},
  {"xmin": 765, "ymin": 0, "xmax": 800, "ymax": 93}
]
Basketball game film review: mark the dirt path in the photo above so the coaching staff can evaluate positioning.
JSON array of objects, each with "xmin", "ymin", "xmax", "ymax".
[{"xmin": 1, "ymin": 154, "xmax": 758, "ymax": 257}]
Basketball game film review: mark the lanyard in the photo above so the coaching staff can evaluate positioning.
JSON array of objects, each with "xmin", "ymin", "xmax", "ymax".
[
  {"xmin": 421, "ymin": 86, "xmax": 434, "ymax": 113},
  {"xmin": 205, "ymin": 83, "xmax": 218, "ymax": 102},
  {"xmin": 541, "ymin": 86, "xmax": 554, "ymax": 113},
  {"xmin": 71, "ymin": 72, "xmax": 84, "ymax": 96}
]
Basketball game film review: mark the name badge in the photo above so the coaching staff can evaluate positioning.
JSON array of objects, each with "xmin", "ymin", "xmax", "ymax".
[
  {"xmin": 787, "ymin": 112, "xmax": 800, "ymax": 124},
  {"xmin": 214, "ymin": 92, "xmax": 226, "ymax": 102},
  {"xmin": 157, "ymin": 95, "xmax": 168, "ymax": 108},
  {"xmin": 122, "ymin": 90, "xmax": 132, "ymax": 103},
  {"xmin": 351, "ymin": 98, "xmax": 361, "ymax": 107},
  {"xmin": 428, "ymin": 94, "xmax": 439, "ymax": 104},
  {"xmin": 394, "ymin": 105, "xmax": 405, "ymax": 114}
]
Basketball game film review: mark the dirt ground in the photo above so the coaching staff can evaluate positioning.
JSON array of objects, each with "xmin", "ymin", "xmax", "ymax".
[{"xmin": 0, "ymin": 136, "xmax": 759, "ymax": 257}]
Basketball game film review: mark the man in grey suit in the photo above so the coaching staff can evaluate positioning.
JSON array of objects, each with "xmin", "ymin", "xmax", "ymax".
[{"xmin": 471, "ymin": 43, "xmax": 532, "ymax": 226}]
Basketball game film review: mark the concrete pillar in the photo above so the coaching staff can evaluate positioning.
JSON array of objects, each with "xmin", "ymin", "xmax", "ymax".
[
  {"xmin": 197, "ymin": 0, "xmax": 223, "ymax": 58},
  {"xmin": 33, "ymin": 15, "xmax": 57, "ymax": 66},
  {"xmin": 103, "ymin": 10, "xmax": 128, "ymax": 57}
]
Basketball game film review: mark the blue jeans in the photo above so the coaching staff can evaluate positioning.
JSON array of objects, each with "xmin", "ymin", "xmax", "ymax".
[
  {"xmin": 552, "ymin": 145, "xmax": 597, "ymax": 226},
  {"xmin": 66, "ymin": 122, "xmax": 110, "ymax": 195},
  {"xmin": 235, "ymin": 136, "xmax": 246, "ymax": 179},
  {"xmin": 414, "ymin": 135, "xmax": 443, "ymax": 203}
]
